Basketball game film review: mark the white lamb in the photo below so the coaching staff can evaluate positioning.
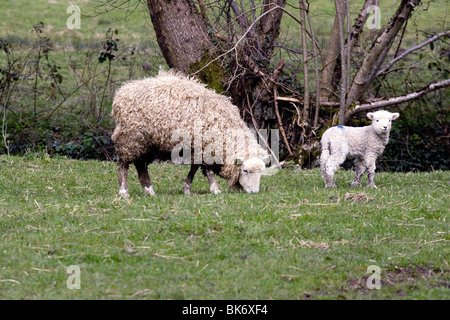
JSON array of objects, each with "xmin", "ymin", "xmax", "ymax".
[{"xmin": 320, "ymin": 110, "xmax": 399, "ymax": 188}]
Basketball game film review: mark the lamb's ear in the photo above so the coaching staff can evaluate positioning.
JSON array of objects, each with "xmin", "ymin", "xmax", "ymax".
[
  {"xmin": 391, "ymin": 113, "xmax": 400, "ymax": 120},
  {"xmin": 367, "ymin": 112, "xmax": 375, "ymax": 120}
]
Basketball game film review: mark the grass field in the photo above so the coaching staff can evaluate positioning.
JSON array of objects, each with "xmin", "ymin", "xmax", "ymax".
[
  {"xmin": 1, "ymin": 0, "xmax": 446, "ymax": 46},
  {"xmin": 0, "ymin": 154, "xmax": 448, "ymax": 299}
]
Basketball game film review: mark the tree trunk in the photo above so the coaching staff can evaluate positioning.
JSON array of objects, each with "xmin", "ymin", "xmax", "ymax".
[
  {"xmin": 147, "ymin": 0, "xmax": 226, "ymax": 92},
  {"xmin": 345, "ymin": 0, "xmax": 422, "ymax": 110},
  {"xmin": 319, "ymin": 2, "xmax": 344, "ymax": 103},
  {"xmin": 258, "ymin": 0, "xmax": 287, "ymax": 63}
]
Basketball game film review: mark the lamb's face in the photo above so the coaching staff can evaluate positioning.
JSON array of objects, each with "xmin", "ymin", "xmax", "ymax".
[
  {"xmin": 367, "ymin": 111, "xmax": 400, "ymax": 135},
  {"xmin": 238, "ymin": 158, "xmax": 266, "ymax": 193}
]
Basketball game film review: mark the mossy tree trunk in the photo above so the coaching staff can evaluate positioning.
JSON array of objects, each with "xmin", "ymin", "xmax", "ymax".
[
  {"xmin": 147, "ymin": 0, "xmax": 213, "ymax": 74},
  {"xmin": 146, "ymin": 0, "xmax": 286, "ymax": 97}
]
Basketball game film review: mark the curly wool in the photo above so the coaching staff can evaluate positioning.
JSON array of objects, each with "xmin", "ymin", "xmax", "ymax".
[
  {"xmin": 320, "ymin": 110, "xmax": 399, "ymax": 187},
  {"xmin": 111, "ymin": 70, "xmax": 267, "ymax": 186}
]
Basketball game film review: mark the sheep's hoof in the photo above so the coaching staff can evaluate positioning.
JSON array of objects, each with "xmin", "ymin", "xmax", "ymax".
[
  {"xmin": 119, "ymin": 189, "xmax": 130, "ymax": 198},
  {"xmin": 211, "ymin": 189, "xmax": 222, "ymax": 194},
  {"xmin": 144, "ymin": 186, "xmax": 156, "ymax": 196},
  {"xmin": 325, "ymin": 183, "xmax": 336, "ymax": 188},
  {"xmin": 182, "ymin": 183, "xmax": 192, "ymax": 195},
  {"xmin": 367, "ymin": 184, "xmax": 378, "ymax": 189},
  {"xmin": 351, "ymin": 181, "xmax": 361, "ymax": 187}
]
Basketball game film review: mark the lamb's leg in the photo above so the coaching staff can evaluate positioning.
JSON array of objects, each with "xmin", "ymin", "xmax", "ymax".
[
  {"xmin": 320, "ymin": 148, "xmax": 330, "ymax": 179},
  {"xmin": 365, "ymin": 159, "xmax": 377, "ymax": 188},
  {"xmin": 351, "ymin": 158, "xmax": 366, "ymax": 187},
  {"xmin": 203, "ymin": 167, "xmax": 221, "ymax": 194},
  {"xmin": 183, "ymin": 164, "xmax": 199, "ymax": 195},
  {"xmin": 324, "ymin": 146, "xmax": 347, "ymax": 188},
  {"xmin": 118, "ymin": 161, "xmax": 130, "ymax": 197},
  {"xmin": 134, "ymin": 160, "xmax": 156, "ymax": 196}
]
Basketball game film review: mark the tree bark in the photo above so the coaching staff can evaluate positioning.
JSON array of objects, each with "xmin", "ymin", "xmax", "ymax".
[
  {"xmin": 319, "ymin": 1, "xmax": 344, "ymax": 102},
  {"xmin": 147, "ymin": 0, "xmax": 214, "ymax": 74},
  {"xmin": 258, "ymin": 0, "xmax": 287, "ymax": 62},
  {"xmin": 334, "ymin": 0, "xmax": 347, "ymax": 125},
  {"xmin": 299, "ymin": 0, "xmax": 310, "ymax": 124}
]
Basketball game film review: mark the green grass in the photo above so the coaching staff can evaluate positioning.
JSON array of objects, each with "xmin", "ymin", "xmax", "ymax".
[
  {"xmin": 1, "ymin": 0, "xmax": 446, "ymax": 47},
  {"xmin": 0, "ymin": 154, "xmax": 448, "ymax": 299},
  {"xmin": 0, "ymin": 0, "xmax": 155, "ymax": 47}
]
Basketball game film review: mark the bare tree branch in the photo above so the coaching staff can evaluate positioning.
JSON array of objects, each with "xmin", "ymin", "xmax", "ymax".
[
  {"xmin": 319, "ymin": 1, "xmax": 344, "ymax": 103},
  {"xmin": 377, "ymin": 30, "xmax": 450, "ymax": 76},
  {"xmin": 299, "ymin": 0, "xmax": 310, "ymax": 125},
  {"xmin": 345, "ymin": 78, "xmax": 450, "ymax": 121},
  {"xmin": 334, "ymin": 0, "xmax": 347, "ymax": 125},
  {"xmin": 346, "ymin": 0, "xmax": 422, "ymax": 110}
]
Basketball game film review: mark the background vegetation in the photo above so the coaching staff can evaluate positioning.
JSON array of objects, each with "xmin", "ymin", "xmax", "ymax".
[{"xmin": 0, "ymin": 0, "xmax": 448, "ymax": 170}]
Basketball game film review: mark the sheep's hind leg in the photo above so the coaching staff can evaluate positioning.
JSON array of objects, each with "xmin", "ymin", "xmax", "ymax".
[
  {"xmin": 320, "ymin": 149, "xmax": 330, "ymax": 179},
  {"xmin": 203, "ymin": 167, "xmax": 221, "ymax": 194},
  {"xmin": 324, "ymin": 151, "xmax": 347, "ymax": 188},
  {"xmin": 118, "ymin": 161, "xmax": 130, "ymax": 197},
  {"xmin": 183, "ymin": 164, "xmax": 199, "ymax": 195},
  {"xmin": 134, "ymin": 160, "xmax": 156, "ymax": 196},
  {"xmin": 365, "ymin": 159, "xmax": 377, "ymax": 188},
  {"xmin": 351, "ymin": 158, "xmax": 366, "ymax": 187}
]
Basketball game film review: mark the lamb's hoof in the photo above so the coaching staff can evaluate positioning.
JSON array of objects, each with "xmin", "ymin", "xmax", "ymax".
[
  {"xmin": 367, "ymin": 184, "xmax": 378, "ymax": 189},
  {"xmin": 211, "ymin": 189, "xmax": 222, "ymax": 194}
]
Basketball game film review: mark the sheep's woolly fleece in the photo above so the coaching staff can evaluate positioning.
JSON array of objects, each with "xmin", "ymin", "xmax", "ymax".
[{"xmin": 111, "ymin": 70, "xmax": 267, "ymax": 186}]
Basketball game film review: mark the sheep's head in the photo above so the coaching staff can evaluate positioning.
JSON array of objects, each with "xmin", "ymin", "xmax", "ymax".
[
  {"xmin": 236, "ymin": 157, "xmax": 268, "ymax": 193},
  {"xmin": 367, "ymin": 110, "xmax": 400, "ymax": 135}
]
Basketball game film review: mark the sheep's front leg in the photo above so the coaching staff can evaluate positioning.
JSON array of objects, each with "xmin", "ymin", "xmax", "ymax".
[
  {"xmin": 203, "ymin": 167, "xmax": 221, "ymax": 194},
  {"xmin": 351, "ymin": 158, "xmax": 366, "ymax": 187},
  {"xmin": 365, "ymin": 159, "xmax": 377, "ymax": 188},
  {"xmin": 183, "ymin": 164, "xmax": 199, "ymax": 195},
  {"xmin": 134, "ymin": 160, "xmax": 156, "ymax": 196},
  {"xmin": 118, "ymin": 161, "xmax": 130, "ymax": 197}
]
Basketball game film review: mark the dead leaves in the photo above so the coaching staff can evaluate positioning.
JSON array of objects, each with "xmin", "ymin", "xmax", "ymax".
[{"xmin": 344, "ymin": 192, "xmax": 376, "ymax": 203}]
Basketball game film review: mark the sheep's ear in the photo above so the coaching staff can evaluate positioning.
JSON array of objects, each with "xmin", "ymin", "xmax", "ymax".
[
  {"xmin": 367, "ymin": 112, "xmax": 375, "ymax": 120},
  {"xmin": 391, "ymin": 113, "xmax": 400, "ymax": 120},
  {"xmin": 261, "ymin": 155, "xmax": 271, "ymax": 164},
  {"xmin": 234, "ymin": 157, "xmax": 244, "ymax": 165}
]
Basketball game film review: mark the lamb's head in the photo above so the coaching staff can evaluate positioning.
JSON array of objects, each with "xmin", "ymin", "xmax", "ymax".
[
  {"xmin": 237, "ymin": 157, "xmax": 267, "ymax": 193},
  {"xmin": 367, "ymin": 110, "xmax": 400, "ymax": 136}
]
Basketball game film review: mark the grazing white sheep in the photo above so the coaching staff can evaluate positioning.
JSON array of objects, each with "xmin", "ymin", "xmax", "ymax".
[
  {"xmin": 320, "ymin": 110, "xmax": 400, "ymax": 188},
  {"xmin": 111, "ymin": 70, "xmax": 269, "ymax": 197}
]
